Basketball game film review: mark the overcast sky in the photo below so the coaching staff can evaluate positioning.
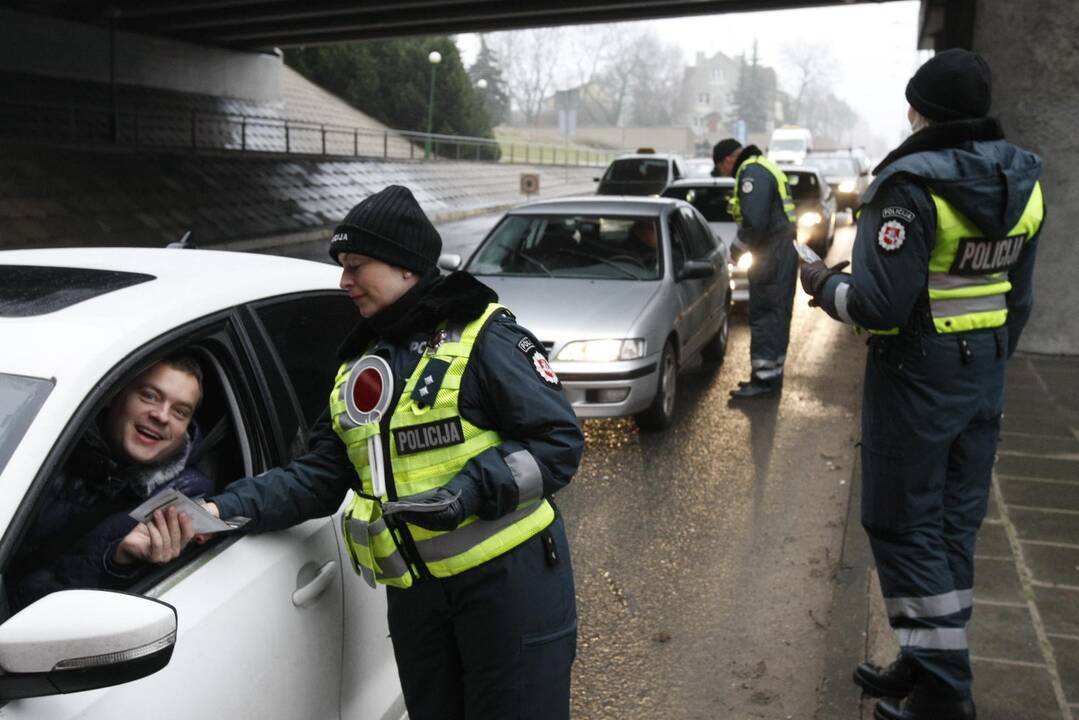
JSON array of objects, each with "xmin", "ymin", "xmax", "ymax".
[{"xmin": 457, "ymin": 1, "xmax": 929, "ymax": 148}]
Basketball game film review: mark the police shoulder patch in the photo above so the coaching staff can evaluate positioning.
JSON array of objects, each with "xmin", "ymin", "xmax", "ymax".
[
  {"xmin": 877, "ymin": 219, "xmax": 906, "ymax": 252},
  {"xmin": 741, "ymin": 179, "xmax": 754, "ymax": 194},
  {"xmin": 881, "ymin": 206, "xmax": 915, "ymax": 223},
  {"xmin": 516, "ymin": 335, "xmax": 560, "ymax": 387}
]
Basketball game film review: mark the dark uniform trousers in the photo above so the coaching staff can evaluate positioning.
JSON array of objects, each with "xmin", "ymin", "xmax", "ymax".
[
  {"xmin": 387, "ymin": 514, "xmax": 577, "ymax": 720},
  {"xmin": 746, "ymin": 235, "xmax": 799, "ymax": 380},
  {"xmin": 861, "ymin": 326, "xmax": 1007, "ymax": 698}
]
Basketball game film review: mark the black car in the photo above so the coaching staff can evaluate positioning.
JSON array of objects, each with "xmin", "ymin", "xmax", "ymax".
[{"xmin": 595, "ymin": 151, "xmax": 687, "ymax": 196}]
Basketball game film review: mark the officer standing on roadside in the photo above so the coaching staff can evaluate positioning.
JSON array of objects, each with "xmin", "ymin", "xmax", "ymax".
[
  {"xmin": 202, "ymin": 185, "xmax": 583, "ymax": 720},
  {"xmin": 712, "ymin": 138, "xmax": 798, "ymax": 398},
  {"xmin": 800, "ymin": 50, "xmax": 1044, "ymax": 720}
]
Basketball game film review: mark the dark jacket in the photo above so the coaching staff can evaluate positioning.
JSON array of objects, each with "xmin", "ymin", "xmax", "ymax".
[
  {"xmin": 819, "ymin": 118, "xmax": 1043, "ymax": 355},
  {"xmin": 210, "ymin": 271, "xmax": 584, "ymax": 537},
  {"xmin": 9, "ymin": 422, "xmax": 212, "ymax": 611},
  {"xmin": 732, "ymin": 145, "xmax": 797, "ymax": 280}
]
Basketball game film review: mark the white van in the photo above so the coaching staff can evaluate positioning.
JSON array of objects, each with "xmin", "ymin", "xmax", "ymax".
[{"xmin": 768, "ymin": 127, "xmax": 813, "ymax": 165}]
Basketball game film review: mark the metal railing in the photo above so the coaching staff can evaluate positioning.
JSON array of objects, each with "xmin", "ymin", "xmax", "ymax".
[{"xmin": 0, "ymin": 98, "xmax": 620, "ymax": 167}]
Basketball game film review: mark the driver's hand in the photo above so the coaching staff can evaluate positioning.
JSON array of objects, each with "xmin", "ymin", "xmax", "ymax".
[{"xmin": 115, "ymin": 507, "xmax": 195, "ymax": 565}]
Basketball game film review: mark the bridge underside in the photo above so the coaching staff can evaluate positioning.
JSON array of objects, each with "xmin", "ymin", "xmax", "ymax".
[{"xmin": 1, "ymin": 1, "xmax": 910, "ymax": 49}]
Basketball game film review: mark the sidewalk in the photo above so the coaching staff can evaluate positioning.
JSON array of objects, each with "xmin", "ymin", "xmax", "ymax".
[{"xmin": 819, "ymin": 352, "xmax": 1079, "ymax": 720}]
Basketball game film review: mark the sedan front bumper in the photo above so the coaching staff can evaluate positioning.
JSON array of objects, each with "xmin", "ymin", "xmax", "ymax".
[{"xmin": 552, "ymin": 356, "xmax": 660, "ymax": 418}]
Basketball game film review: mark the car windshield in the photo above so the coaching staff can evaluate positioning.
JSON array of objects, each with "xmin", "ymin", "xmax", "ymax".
[
  {"xmin": 805, "ymin": 157, "xmax": 860, "ymax": 176},
  {"xmin": 467, "ymin": 214, "xmax": 662, "ymax": 280},
  {"xmin": 773, "ymin": 139, "xmax": 806, "ymax": 152},
  {"xmin": 0, "ymin": 373, "xmax": 54, "ymax": 475},
  {"xmin": 662, "ymin": 186, "xmax": 734, "ymax": 222},
  {"xmin": 604, "ymin": 159, "xmax": 669, "ymax": 183},
  {"xmin": 785, "ymin": 172, "xmax": 822, "ymax": 202}
]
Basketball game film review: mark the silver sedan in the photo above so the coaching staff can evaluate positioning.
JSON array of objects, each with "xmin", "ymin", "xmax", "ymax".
[{"xmin": 440, "ymin": 196, "xmax": 731, "ymax": 431}]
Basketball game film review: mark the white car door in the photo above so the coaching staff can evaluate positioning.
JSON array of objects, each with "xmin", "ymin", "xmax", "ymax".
[{"xmin": 1, "ymin": 318, "xmax": 346, "ymax": 720}]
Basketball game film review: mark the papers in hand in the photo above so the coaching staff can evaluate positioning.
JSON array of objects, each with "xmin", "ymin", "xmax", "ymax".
[
  {"xmin": 129, "ymin": 488, "xmax": 249, "ymax": 535},
  {"xmin": 793, "ymin": 241, "xmax": 822, "ymax": 264}
]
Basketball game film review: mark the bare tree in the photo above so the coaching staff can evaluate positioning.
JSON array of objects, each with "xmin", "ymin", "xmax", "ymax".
[
  {"xmin": 626, "ymin": 34, "xmax": 684, "ymax": 126},
  {"xmin": 781, "ymin": 41, "xmax": 837, "ymax": 127},
  {"xmin": 489, "ymin": 28, "xmax": 567, "ymax": 126}
]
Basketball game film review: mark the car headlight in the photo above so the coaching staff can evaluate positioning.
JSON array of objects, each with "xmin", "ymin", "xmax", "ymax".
[
  {"xmin": 556, "ymin": 339, "xmax": 646, "ymax": 362},
  {"xmin": 735, "ymin": 251, "xmax": 753, "ymax": 271},
  {"xmin": 838, "ymin": 180, "xmax": 856, "ymax": 193},
  {"xmin": 798, "ymin": 212, "xmax": 823, "ymax": 227}
]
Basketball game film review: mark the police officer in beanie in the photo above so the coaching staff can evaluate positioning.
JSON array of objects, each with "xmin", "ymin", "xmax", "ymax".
[
  {"xmin": 201, "ymin": 185, "xmax": 583, "ymax": 720},
  {"xmin": 800, "ymin": 50, "xmax": 1044, "ymax": 720},
  {"xmin": 712, "ymin": 137, "xmax": 799, "ymax": 398}
]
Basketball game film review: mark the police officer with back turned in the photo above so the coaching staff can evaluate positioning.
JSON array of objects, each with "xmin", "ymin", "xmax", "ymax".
[
  {"xmin": 800, "ymin": 49, "xmax": 1044, "ymax": 720},
  {"xmin": 713, "ymin": 138, "xmax": 799, "ymax": 399}
]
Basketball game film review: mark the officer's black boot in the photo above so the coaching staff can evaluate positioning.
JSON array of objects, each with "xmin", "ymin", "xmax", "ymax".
[
  {"xmin": 873, "ymin": 677, "xmax": 976, "ymax": 720},
  {"xmin": 853, "ymin": 652, "xmax": 918, "ymax": 698},
  {"xmin": 729, "ymin": 376, "xmax": 781, "ymax": 399}
]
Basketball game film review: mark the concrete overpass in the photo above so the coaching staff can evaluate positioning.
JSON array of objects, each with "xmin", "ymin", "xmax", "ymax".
[{"xmin": 1, "ymin": 0, "xmax": 1076, "ymax": 353}]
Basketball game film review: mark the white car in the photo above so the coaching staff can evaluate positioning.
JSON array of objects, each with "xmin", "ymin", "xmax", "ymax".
[{"xmin": 0, "ymin": 248, "xmax": 404, "ymax": 720}]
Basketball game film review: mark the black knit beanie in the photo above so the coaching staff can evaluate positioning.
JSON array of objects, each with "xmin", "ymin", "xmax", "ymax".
[
  {"xmin": 329, "ymin": 185, "xmax": 442, "ymax": 271},
  {"xmin": 905, "ymin": 48, "xmax": 992, "ymax": 122},
  {"xmin": 712, "ymin": 138, "xmax": 743, "ymax": 165}
]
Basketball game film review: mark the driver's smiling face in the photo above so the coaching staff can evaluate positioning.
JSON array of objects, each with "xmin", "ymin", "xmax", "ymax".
[{"xmin": 106, "ymin": 362, "xmax": 200, "ymax": 466}]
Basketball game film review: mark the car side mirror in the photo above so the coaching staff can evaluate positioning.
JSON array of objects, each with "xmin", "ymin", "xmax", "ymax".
[
  {"xmin": 437, "ymin": 253, "xmax": 462, "ymax": 272},
  {"xmin": 0, "ymin": 590, "xmax": 177, "ymax": 700},
  {"xmin": 677, "ymin": 260, "xmax": 714, "ymax": 281}
]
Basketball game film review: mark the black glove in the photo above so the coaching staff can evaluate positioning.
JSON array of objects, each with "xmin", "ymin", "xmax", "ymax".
[
  {"xmin": 800, "ymin": 259, "xmax": 850, "ymax": 299},
  {"xmin": 382, "ymin": 488, "xmax": 465, "ymax": 531}
]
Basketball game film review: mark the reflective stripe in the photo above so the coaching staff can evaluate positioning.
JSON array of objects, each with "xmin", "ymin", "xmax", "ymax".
[
  {"xmin": 416, "ymin": 500, "xmax": 543, "ymax": 563},
  {"xmin": 930, "ymin": 293, "xmax": 1006, "ymax": 318},
  {"xmin": 884, "ymin": 591, "xmax": 962, "ymax": 619},
  {"xmin": 834, "ymin": 282, "xmax": 854, "ymax": 324},
  {"xmin": 755, "ymin": 366, "xmax": 784, "ymax": 380},
  {"xmin": 348, "ymin": 516, "xmax": 409, "ymax": 580},
  {"xmin": 752, "ymin": 358, "xmax": 779, "ymax": 370},
  {"xmin": 957, "ymin": 588, "xmax": 974, "ymax": 609},
  {"xmin": 896, "ymin": 627, "xmax": 968, "ymax": 651},
  {"xmin": 504, "ymin": 450, "xmax": 544, "ymax": 504},
  {"xmin": 928, "ymin": 272, "xmax": 1009, "ymax": 294}
]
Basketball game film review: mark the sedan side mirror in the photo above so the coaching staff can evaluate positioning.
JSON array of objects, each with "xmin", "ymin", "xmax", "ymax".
[
  {"xmin": 437, "ymin": 253, "xmax": 462, "ymax": 272},
  {"xmin": 0, "ymin": 590, "xmax": 177, "ymax": 700},
  {"xmin": 677, "ymin": 260, "xmax": 715, "ymax": 281}
]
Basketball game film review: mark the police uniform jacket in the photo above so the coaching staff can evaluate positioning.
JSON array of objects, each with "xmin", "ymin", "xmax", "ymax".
[
  {"xmin": 731, "ymin": 146, "xmax": 797, "ymax": 280},
  {"xmin": 816, "ymin": 118, "xmax": 1042, "ymax": 355},
  {"xmin": 210, "ymin": 271, "xmax": 584, "ymax": 535}
]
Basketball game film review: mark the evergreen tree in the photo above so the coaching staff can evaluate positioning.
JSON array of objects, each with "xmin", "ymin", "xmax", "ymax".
[
  {"xmin": 727, "ymin": 41, "xmax": 772, "ymax": 135},
  {"xmin": 468, "ymin": 35, "xmax": 510, "ymax": 126},
  {"xmin": 285, "ymin": 36, "xmax": 493, "ymax": 140}
]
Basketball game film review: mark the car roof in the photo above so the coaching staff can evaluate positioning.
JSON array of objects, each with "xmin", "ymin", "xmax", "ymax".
[
  {"xmin": 610, "ymin": 153, "xmax": 681, "ymax": 162},
  {"xmin": 777, "ymin": 164, "xmax": 826, "ymax": 179},
  {"xmin": 504, "ymin": 195, "xmax": 680, "ymax": 217},
  {"xmin": 0, "ymin": 248, "xmax": 341, "ymax": 379}
]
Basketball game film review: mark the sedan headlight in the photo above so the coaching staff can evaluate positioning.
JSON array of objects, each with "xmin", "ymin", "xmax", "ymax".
[
  {"xmin": 556, "ymin": 339, "xmax": 646, "ymax": 362},
  {"xmin": 798, "ymin": 212, "xmax": 823, "ymax": 227},
  {"xmin": 838, "ymin": 180, "xmax": 856, "ymax": 193},
  {"xmin": 735, "ymin": 251, "xmax": 753, "ymax": 271}
]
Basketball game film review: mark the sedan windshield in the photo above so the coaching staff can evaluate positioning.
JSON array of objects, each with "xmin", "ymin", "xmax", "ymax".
[
  {"xmin": 662, "ymin": 186, "xmax": 734, "ymax": 223},
  {"xmin": 604, "ymin": 159, "xmax": 669, "ymax": 183},
  {"xmin": 805, "ymin": 157, "xmax": 860, "ymax": 177},
  {"xmin": 785, "ymin": 172, "xmax": 823, "ymax": 202},
  {"xmin": 0, "ymin": 373, "xmax": 54, "ymax": 475},
  {"xmin": 467, "ymin": 214, "xmax": 662, "ymax": 280}
]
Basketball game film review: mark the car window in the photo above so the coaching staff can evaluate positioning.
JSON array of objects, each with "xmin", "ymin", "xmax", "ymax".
[
  {"xmin": 2, "ymin": 342, "xmax": 249, "ymax": 614},
  {"xmin": 467, "ymin": 214, "xmax": 662, "ymax": 281},
  {"xmin": 663, "ymin": 185, "xmax": 734, "ymax": 223},
  {"xmin": 671, "ymin": 160, "xmax": 682, "ymax": 180},
  {"xmin": 679, "ymin": 207, "xmax": 715, "ymax": 260},
  {"xmin": 252, "ymin": 293, "xmax": 358, "ymax": 436},
  {"xmin": 604, "ymin": 159, "xmax": 669, "ymax": 183},
  {"xmin": 786, "ymin": 172, "xmax": 822, "ymax": 202},
  {"xmin": 805, "ymin": 157, "xmax": 860, "ymax": 176},
  {"xmin": 0, "ymin": 266, "xmax": 155, "ymax": 317},
  {"xmin": 0, "ymin": 373, "xmax": 54, "ymax": 475},
  {"xmin": 667, "ymin": 214, "xmax": 689, "ymax": 273}
]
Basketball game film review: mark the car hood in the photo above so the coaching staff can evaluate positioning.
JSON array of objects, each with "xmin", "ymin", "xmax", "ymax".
[{"xmin": 476, "ymin": 276, "xmax": 659, "ymax": 345}]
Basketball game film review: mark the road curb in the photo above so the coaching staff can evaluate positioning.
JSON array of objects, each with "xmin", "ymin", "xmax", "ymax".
[{"xmin": 816, "ymin": 451, "xmax": 872, "ymax": 720}]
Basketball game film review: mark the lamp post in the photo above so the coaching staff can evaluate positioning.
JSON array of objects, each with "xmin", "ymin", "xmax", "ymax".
[{"xmin": 425, "ymin": 50, "xmax": 442, "ymax": 159}]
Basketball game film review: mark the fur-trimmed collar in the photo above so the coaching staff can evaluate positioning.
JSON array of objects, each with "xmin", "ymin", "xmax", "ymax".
[
  {"xmin": 874, "ymin": 118, "xmax": 1005, "ymax": 174},
  {"xmin": 732, "ymin": 144, "xmax": 764, "ymax": 175},
  {"xmin": 337, "ymin": 271, "xmax": 498, "ymax": 360}
]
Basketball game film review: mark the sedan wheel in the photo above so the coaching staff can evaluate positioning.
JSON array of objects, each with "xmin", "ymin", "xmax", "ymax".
[
  {"xmin": 702, "ymin": 309, "xmax": 729, "ymax": 363},
  {"xmin": 635, "ymin": 340, "xmax": 677, "ymax": 432}
]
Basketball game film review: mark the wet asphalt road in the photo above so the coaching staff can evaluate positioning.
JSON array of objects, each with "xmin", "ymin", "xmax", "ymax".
[{"xmin": 278, "ymin": 213, "xmax": 868, "ymax": 718}]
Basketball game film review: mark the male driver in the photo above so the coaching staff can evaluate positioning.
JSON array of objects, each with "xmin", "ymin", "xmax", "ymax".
[
  {"xmin": 712, "ymin": 138, "xmax": 798, "ymax": 398},
  {"xmin": 9, "ymin": 354, "xmax": 212, "ymax": 611}
]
